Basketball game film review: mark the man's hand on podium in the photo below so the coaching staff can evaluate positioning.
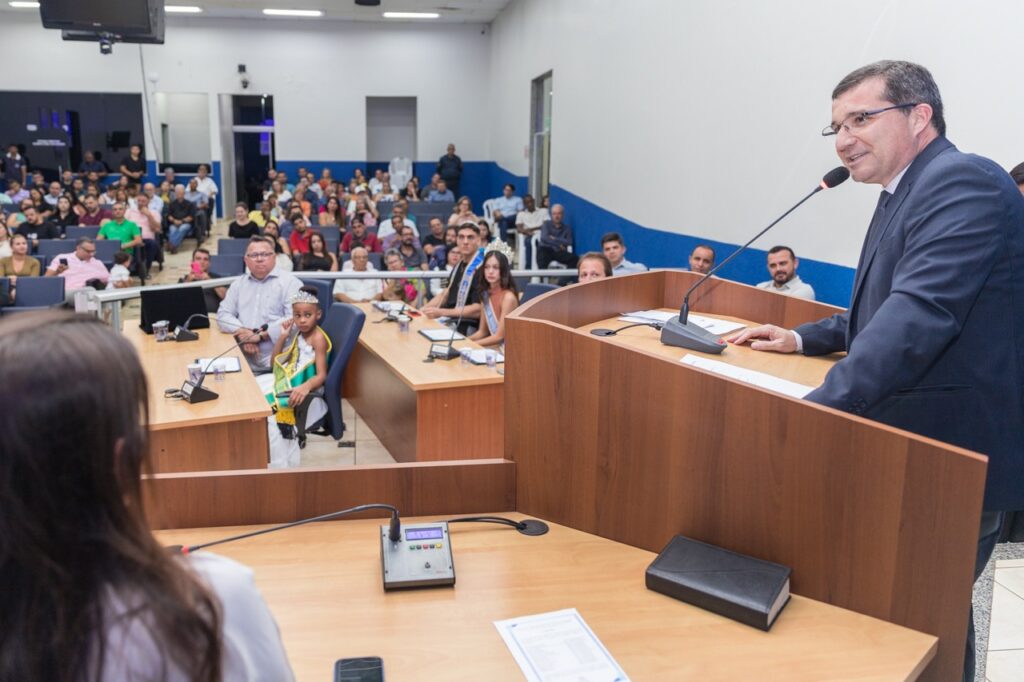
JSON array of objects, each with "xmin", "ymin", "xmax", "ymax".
[{"xmin": 727, "ymin": 325, "xmax": 798, "ymax": 353}]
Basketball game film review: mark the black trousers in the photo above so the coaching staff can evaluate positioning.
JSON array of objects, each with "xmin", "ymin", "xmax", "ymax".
[{"xmin": 537, "ymin": 246, "xmax": 578, "ymax": 270}]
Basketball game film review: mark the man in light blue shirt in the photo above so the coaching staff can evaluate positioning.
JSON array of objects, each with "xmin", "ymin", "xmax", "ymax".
[
  {"xmin": 427, "ymin": 179, "xmax": 455, "ymax": 203},
  {"xmin": 490, "ymin": 183, "xmax": 524, "ymax": 244},
  {"xmin": 601, "ymin": 232, "xmax": 647, "ymax": 275},
  {"xmin": 217, "ymin": 236, "xmax": 303, "ymax": 373}
]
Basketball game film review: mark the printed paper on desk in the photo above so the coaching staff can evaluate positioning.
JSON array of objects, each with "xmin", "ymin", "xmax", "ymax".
[
  {"xmin": 419, "ymin": 328, "xmax": 465, "ymax": 342},
  {"xmin": 620, "ymin": 309, "xmax": 676, "ymax": 323},
  {"xmin": 686, "ymin": 314, "xmax": 746, "ymax": 336},
  {"xmin": 681, "ymin": 355, "xmax": 815, "ymax": 399},
  {"xmin": 196, "ymin": 357, "xmax": 242, "ymax": 373},
  {"xmin": 494, "ymin": 608, "xmax": 630, "ymax": 682}
]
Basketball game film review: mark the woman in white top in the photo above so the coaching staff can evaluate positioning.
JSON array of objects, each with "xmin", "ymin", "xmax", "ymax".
[{"xmin": 0, "ymin": 313, "xmax": 294, "ymax": 681}]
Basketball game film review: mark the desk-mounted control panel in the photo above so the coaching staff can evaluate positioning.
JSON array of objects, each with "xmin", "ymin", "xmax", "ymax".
[{"xmin": 380, "ymin": 521, "xmax": 456, "ymax": 591}]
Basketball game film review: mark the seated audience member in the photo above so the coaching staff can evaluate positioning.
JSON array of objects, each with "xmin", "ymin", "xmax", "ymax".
[
  {"xmin": 427, "ymin": 179, "xmax": 455, "ymax": 203},
  {"xmin": 470, "ymin": 249, "xmax": 518, "ymax": 347},
  {"xmin": 368, "ymin": 169, "xmax": 385, "ymax": 195},
  {"xmin": 350, "ymin": 194, "xmax": 378, "ymax": 229},
  {"xmin": 266, "ymin": 179, "xmax": 291, "ymax": 207},
  {"xmin": 374, "ymin": 180, "xmax": 397, "ymax": 205},
  {"xmin": 185, "ymin": 178, "xmax": 209, "ymax": 212},
  {"xmin": 6, "ymin": 199, "xmax": 30, "ymax": 229},
  {"xmin": 688, "ymin": 244, "xmax": 716, "ymax": 274},
  {"xmin": 0, "ymin": 312, "xmax": 294, "ymax": 681},
  {"xmin": 601, "ymin": 232, "xmax": 647, "ymax": 274},
  {"xmin": 430, "ymin": 246, "xmax": 463, "ymax": 297},
  {"xmin": 166, "ymin": 184, "xmax": 196, "ymax": 253},
  {"xmin": 97, "ymin": 202, "xmax": 143, "ymax": 254},
  {"xmin": 51, "ymin": 195, "xmax": 79, "ymax": 234},
  {"xmin": 334, "ymin": 246, "xmax": 383, "ymax": 303},
  {"xmin": 288, "ymin": 216, "xmax": 313, "ymax": 256},
  {"xmin": 261, "ymin": 221, "xmax": 293, "ymax": 271},
  {"xmin": 142, "ymin": 182, "xmax": 164, "ymax": 215},
  {"xmin": 43, "ymin": 181, "xmax": 63, "ymax": 209},
  {"xmin": 179, "ymin": 247, "xmax": 227, "ymax": 312},
  {"xmin": 1011, "ymin": 162, "xmax": 1024, "ymax": 195},
  {"xmin": 194, "ymin": 163, "xmax": 218, "ymax": 212},
  {"xmin": 429, "ymin": 225, "xmax": 459, "ymax": 269},
  {"xmin": 6, "ymin": 179, "xmax": 29, "ymax": 204},
  {"xmin": 77, "ymin": 149, "xmax": 106, "ymax": 177},
  {"xmin": 577, "ymin": 252, "xmax": 613, "ymax": 283},
  {"xmin": 108, "ymin": 251, "xmax": 133, "ymax": 288},
  {"xmin": 29, "ymin": 188, "xmax": 50, "ymax": 219},
  {"xmin": 447, "ymin": 196, "xmax": 478, "ymax": 227},
  {"xmin": 537, "ymin": 204, "xmax": 579, "ymax": 270},
  {"xmin": 340, "ymin": 218, "xmax": 382, "ymax": 254},
  {"xmin": 318, "ymin": 167, "xmax": 333, "ymax": 191},
  {"xmin": 395, "ymin": 225, "xmax": 429, "ymax": 270},
  {"xmin": 98, "ymin": 185, "xmax": 119, "ymax": 207},
  {"xmin": 0, "ymin": 224, "xmax": 11, "ymax": 258},
  {"xmin": 289, "ymin": 186, "xmax": 313, "ymax": 220},
  {"xmin": 422, "ymin": 222, "xmax": 484, "ymax": 334},
  {"xmin": 46, "ymin": 237, "xmax": 110, "ymax": 299},
  {"xmin": 260, "ymin": 286, "xmax": 330, "ymax": 466},
  {"xmin": 229, "ymin": 202, "xmax": 260, "ymax": 239},
  {"xmin": 419, "ymin": 173, "xmax": 440, "ymax": 199},
  {"xmin": 0, "ymin": 234, "xmax": 41, "ymax": 284},
  {"xmin": 422, "ymin": 217, "xmax": 446, "ymax": 258},
  {"xmin": 299, "ymin": 232, "xmax": 338, "ymax": 272},
  {"xmin": 249, "ymin": 200, "xmax": 272, "ymax": 227},
  {"xmin": 478, "ymin": 219, "xmax": 494, "ymax": 244},
  {"xmin": 490, "ymin": 184, "xmax": 525, "ymax": 243},
  {"xmin": 377, "ymin": 206, "xmax": 416, "ymax": 243},
  {"xmin": 757, "ymin": 245, "xmax": 815, "ymax": 300},
  {"xmin": 401, "ymin": 180, "xmax": 421, "ymax": 202},
  {"xmin": 380, "ymin": 249, "xmax": 424, "ymax": 306},
  {"xmin": 15, "ymin": 205, "xmax": 60, "ymax": 249},
  {"xmin": 78, "ymin": 195, "xmax": 112, "ymax": 227},
  {"xmin": 70, "ymin": 177, "xmax": 86, "ymax": 200},
  {"xmin": 29, "ymin": 171, "xmax": 46, "ymax": 192},
  {"xmin": 125, "ymin": 193, "xmax": 163, "ymax": 272},
  {"xmin": 319, "ymin": 196, "xmax": 344, "ymax": 227},
  {"xmin": 217, "ymin": 237, "xmax": 303, "ymax": 373},
  {"xmin": 119, "ymin": 144, "xmax": 146, "ymax": 186}
]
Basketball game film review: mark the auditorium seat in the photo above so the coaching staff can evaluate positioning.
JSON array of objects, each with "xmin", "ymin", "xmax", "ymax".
[
  {"xmin": 1, "ymin": 276, "xmax": 65, "ymax": 316},
  {"xmin": 208, "ymin": 254, "xmax": 244, "ymax": 276}
]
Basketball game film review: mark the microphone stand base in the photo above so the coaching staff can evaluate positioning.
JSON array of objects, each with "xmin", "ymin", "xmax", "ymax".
[
  {"xmin": 660, "ymin": 316, "xmax": 727, "ymax": 354},
  {"xmin": 180, "ymin": 380, "xmax": 219, "ymax": 403}
]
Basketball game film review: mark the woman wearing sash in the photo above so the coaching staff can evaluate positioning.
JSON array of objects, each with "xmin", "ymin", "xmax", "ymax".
[{"xmin": 470, "ymin": 247, "xmax": 518, "ymax": 348}]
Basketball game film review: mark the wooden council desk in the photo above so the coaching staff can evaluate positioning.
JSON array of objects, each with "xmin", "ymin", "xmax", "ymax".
[
  {"xmin": 156, "ymin": 514, "xmax": 936, "ymax": 681},
  {"xmin": 125, "ymin": 325, "xmax": 271, "ymax": 473},
  {"xmin": 343, "ymin": 303, "xmax": 503, "ymax": 462}
]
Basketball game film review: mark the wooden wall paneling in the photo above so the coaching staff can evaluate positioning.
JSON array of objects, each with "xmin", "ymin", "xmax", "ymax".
[
  {"xmin": 148, "ymin": 420, "xmax": 268, "ymax": 472},
  {"xmin": 144, "ymin": 459, "xmax": 516, "ymax": 529},
  {"xmin": 417, "ymin": 384, "xmax": 504, "ymax": 460},
  {"xmin": 343, "ymin": 343, "xmax": 419, "ymax": 462}
]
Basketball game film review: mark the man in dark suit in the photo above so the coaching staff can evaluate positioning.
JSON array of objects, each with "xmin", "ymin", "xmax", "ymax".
[{"xmin": 728, "ymin": 60, "xmax": 1024, "ymax": 681}]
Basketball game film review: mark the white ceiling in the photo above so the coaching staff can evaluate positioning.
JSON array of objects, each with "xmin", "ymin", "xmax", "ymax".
[{"xmin": 0, "ymin": 0, "xmax": 513, "ymax": 24}]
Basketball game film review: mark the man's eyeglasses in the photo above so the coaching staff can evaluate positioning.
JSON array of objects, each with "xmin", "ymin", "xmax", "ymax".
[
  {"xmin": 822, "ymin": 103, "xmax": 918, "ymax": 137},
  {"xmin": 246, "ymin": 252, "xmax": 275, "ymax": 260}
]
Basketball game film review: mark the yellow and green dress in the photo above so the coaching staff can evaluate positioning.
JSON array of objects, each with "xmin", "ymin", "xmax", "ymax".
[{"xmin": 263, "ymin": 327, "xmax": 332, "ymax": 429}]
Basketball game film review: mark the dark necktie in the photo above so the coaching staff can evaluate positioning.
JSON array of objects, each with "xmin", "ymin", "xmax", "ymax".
[{"xmin": 864, "ymin": 190, "xmax": 892, "ymax": 251}]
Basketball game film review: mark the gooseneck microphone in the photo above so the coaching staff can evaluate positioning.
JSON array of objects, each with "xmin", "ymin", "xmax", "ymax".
[
  {"xmin": 178, "ymin": 323, "xmax": 268, "ymax": 403},
  {"xmin": 171, "ymin": 503, "xmax": 403, "ymax": 555},
  {"xmin": 660, "ymin": 166, "xmax": 850, "ymax": 353},
  {"xmin": 173, "ymin": 313, "xmax": 211, "ymax": 341}
]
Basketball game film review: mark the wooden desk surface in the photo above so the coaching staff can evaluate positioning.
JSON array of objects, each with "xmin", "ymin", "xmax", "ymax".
[
  {"xmin": 354, "ymin": 303, "xmax": 503, "ymax": 391},
  {"xmin": 157, "ymin": 514, "xmax": 936, "ymax": 682},
  {"xmin": 577, "ymin": 310, "xmax": 840, "ymax": 388},
  {"xmin": 124, "ymin": 325, "xmax": 271, "ymax": 431}
]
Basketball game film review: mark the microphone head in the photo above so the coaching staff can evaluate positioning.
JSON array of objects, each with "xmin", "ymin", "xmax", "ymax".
[{"xmin": 820, "ymin": 166, "xmax": 851, "ymax": 189}]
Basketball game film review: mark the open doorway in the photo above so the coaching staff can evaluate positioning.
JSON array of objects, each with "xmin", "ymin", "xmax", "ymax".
[
  {"xmin": 366, "ymin": 97, "xmax": 416, "ymax": 176},
  {"xmin": 231, "ymin": 94, "xmax": 275, "ymax": 208}
]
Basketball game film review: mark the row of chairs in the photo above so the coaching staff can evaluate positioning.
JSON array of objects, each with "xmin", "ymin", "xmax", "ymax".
[{"xmin": 0, "ymin": 277, "xmax": 65, "ymax": 316}]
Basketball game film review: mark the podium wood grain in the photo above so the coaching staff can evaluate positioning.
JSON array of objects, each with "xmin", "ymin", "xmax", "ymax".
[
  {"xmin": 155, "ymin": 514, "xmax": 937, "ymax": 682},
  {"xmin": 125, "ymin": 326, "xmax": 270, "ymax": 472},
  {"xmin": 503, "ymin": 270, "xmax": 987, "ymax": 682},
  {"xmin": 343, "ymin": 303, "xmax": 503, "ymax": 461}
]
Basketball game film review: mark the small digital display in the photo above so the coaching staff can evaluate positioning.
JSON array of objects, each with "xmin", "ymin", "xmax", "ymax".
[{"xmin": 406, "ymin": 527, "xmax": 444, "ymax": 541}]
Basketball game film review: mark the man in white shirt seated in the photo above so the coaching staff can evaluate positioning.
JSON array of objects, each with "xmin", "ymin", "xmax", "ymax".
[
  {"xmin": 514, "ymin": 194, "xmax": 550, "ymax": 268},
  {"xmin": 368, "ymin": 169, "xmax": 385, "ymax": 195},
  {"xmin": 194, "ymin": 163, "xmax": 218, "ymax": 217},
  {"xmin": 333, "ymin": 246, "xmax": 384, "ymax": 303},
  {"xmin": 601, "ymin": 232, "xmax": 647, "ymax": 275},
  {"xmin": 756, "ymin": 245, "xmax": 815, "ymax": 300},
  {"xmin": 377, "ymin": 206, "xmax": 416, "ymax": 243}
]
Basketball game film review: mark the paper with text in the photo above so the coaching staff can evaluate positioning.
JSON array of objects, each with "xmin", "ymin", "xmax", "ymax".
[{"xmin": 681, "ymin": 355, "xmax": 815, "ymax": 398}]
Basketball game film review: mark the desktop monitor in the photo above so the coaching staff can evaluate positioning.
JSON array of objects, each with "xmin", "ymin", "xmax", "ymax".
[{"xmin": 139, "ymin": 286, "xmax": 209, "ymax": 334}]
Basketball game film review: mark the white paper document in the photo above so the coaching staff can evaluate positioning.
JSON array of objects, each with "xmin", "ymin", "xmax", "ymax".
[
  {"xmin": 419, "ymin": 328, "xmax": 466, "ymax": 342},
  {"xmin": 372, "ymin": 301, "xmax": 407, "ymax": 313},
  {"xmin": 494, "ymin": 608, "xmax": 630, "ymax": 682},
  {"xmin": 681, "ymin": 355, "xmax": 815, "ymax": 398},
  {"xmin": 466, "ymin": 349, "xmax": 504, "ymax": 364},
  {"xmin": 195, "ymin": 357, "xmax": 242, "ymax": 373},
  {"xmin": 619, "ymin": 309, "xmax": 676, "ymax": 324}
]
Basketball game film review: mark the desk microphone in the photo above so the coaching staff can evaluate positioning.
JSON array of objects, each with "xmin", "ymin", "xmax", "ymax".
[
  {"xmin": 177, "ymin": 324, "xmax": 267, "ymax": 404},
  {"xmin": 173, "ymin": 313, "xmax": 211, "ymax": 342},
  {"xmin": 425, "ymin": 305, "xmax": 466, "ymax": 362},
  {"xmin": 661, "ymin": 166, "xmax": 850, "ymax": 353}
]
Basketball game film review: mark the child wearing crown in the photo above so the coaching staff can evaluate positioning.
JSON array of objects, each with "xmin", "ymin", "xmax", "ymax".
[
  {"xmin": 470, "ymin": 242, "xmax": 519, "ymax": 348},
  {"xmin": 259, "ymin": 285, "xmax": 331, "ymax": 467}
]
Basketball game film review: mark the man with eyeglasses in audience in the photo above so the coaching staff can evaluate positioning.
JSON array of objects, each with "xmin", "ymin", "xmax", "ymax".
[
  {"xmin": 46, "ymin": 237, "xmax": 110, "ymax": 300},
  {"xmin": 217, "ymin": 236, "xmax": 302, "ymax": 374},
  {"xmin": 333, "ymin": 246, "xmax": 384, "ymax": 304}
]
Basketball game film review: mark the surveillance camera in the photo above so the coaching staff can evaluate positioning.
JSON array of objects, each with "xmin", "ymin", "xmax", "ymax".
[{"xmin": 241, "ymin": 77, "xmax": 250, "ymax": 90}]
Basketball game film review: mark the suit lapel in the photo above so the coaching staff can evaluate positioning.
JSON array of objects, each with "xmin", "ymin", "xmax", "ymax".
[{"xmin": 846, "ymin": 138, "xmax": 955, "ymax": 334}]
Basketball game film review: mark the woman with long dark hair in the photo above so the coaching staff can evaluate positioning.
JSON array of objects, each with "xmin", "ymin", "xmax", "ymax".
[
  {"xmin": 299, "ymin": 231, "xmax": 338, "ymax": 272},
  {"xmin": 52, "ymin": 194, "xmax": 78, "ymax": 234},
  {"xmin": 470, "ymin": 249, "xmax": 518, "ymax": 347},
  {"xmin": 318, "ymin": 196, "xmax": 344, "ymax": 227},
  {"xmin": 0, "ymin": 312, "xmax": 293, "ymax": 681}
]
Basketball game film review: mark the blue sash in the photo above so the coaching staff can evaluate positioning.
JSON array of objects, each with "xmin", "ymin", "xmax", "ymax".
[
  {"xmin": 483, "ymin": 292, "xmax": 500, "ymax": 334},
  {"xmin": 455, "ymin": 247, "xmax": 485, "ymax": 310}
]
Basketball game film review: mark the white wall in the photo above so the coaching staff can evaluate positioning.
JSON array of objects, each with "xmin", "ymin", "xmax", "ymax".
[
  {"xmin": 0, "ymin": 13, "xmax": 491, "ymax": 164},
  {"xmin": 488, "ymin": 0, "xmax": 1024, "ymax": 267},
  {"xmin": 153, "ymin": 92, "xmax": 211, "ymax": 164}
]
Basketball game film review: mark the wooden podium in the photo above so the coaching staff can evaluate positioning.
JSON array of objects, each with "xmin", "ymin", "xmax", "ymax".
[{"xmin": 504, "ymin": 270, "xmax": 987, "ymax": 682}]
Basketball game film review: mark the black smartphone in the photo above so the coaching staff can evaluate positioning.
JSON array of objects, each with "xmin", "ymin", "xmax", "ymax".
[
  {"xmin": 59, "ymin": 257, "xmax": 68, "ymax": 266},
  {"xmin": 334, "ymin": 657, "xmax": 384, "ymax": 682}
]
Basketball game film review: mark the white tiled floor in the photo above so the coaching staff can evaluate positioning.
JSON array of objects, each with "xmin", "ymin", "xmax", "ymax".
[{"xmin": 987, "ymin": 561, "xmax": 1024, "ymax": 682}]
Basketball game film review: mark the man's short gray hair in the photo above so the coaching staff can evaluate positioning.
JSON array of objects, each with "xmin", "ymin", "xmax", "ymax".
[
  {"xmin": 832, "ymin": 60, "xmax": 945, "ymax": 136},
  {"xmin": 76, "ymin": 237, "xmax": 95, "ymax": 248}
]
